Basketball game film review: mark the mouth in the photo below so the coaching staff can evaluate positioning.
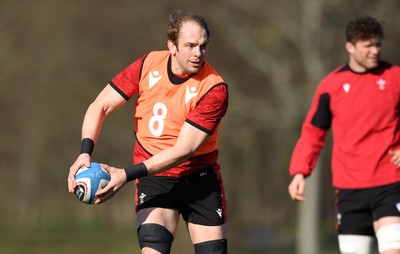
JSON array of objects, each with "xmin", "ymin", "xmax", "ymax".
[{"xmin": 190, "ymin": 61, "xmax": 202, "ymax": 68}]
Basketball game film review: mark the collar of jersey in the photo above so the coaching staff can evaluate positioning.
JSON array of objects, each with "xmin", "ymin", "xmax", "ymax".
[{"xmin": 167, "ymin": 56, "xmax": 194, "ymax": 85}]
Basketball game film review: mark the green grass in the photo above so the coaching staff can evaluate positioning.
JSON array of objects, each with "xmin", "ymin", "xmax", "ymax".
[{"xmin": 0, "ymin": 225, "xmax": 342, "ymax": 254}]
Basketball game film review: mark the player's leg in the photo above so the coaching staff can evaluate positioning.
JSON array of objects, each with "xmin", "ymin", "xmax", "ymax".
[
  {"xmin": 336, "ymin": 188, "xmax": 375, "ymax": 254},
  {"xmin": 135, "ymin": 176, "xmax": 181, "ymax": 254},
  {"xmin": 136, "ymin": 207, "xmax": 180, "ymax": 254},
  {"xmin": 179, "ymin": 167, "xmax": 228, "ymax": 254},
  {"xmin": 374, "ymin": 216, "xmax": 400, "ymax": 254},
  {"xmin": 338, "ymin": 234, "xmax": 375, "ymax": 254},
  {"xmin": 189, "ymin": 223, "xmax": 227, "ymax": 254},
  {"xmin": 372, "ymin": 182, "xmax": 400, "ymax": 254}
]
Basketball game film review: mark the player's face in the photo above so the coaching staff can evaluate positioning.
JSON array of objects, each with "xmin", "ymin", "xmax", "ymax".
[
  {"xmin": 168, "ymin": 21, "xmax": 208, "ymax": 76},
  {"xmin": 346, "ymin": 37, "xmax": 381, "ymax": 72}
]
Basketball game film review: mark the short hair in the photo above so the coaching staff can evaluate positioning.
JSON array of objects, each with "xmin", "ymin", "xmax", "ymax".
[
  {"xmin": 345, "ymin": 16, "xmax": 384, "ymax": 44},
  {"xmin": 167, "ymin": 9, "xmax": 210, "ymax": 45}
]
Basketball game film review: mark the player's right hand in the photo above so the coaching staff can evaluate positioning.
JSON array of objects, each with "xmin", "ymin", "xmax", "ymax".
[
  {"xmin": 68, "ymin": 153, "xmax": 91, "ymax": 193},
  {"xmin": 288, "ymin": 174, "xmax": 306, "ymax": 202}
]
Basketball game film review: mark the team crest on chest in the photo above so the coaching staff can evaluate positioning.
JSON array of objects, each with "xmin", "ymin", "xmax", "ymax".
[{"xmin": 376, "ymin": 78, "xmax": 386, "ymax": 90}]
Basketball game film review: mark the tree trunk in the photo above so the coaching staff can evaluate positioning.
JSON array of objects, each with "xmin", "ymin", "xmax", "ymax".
[{"xmin": 296, "ymin": 161, "xmax": 321, "ymax": 254}]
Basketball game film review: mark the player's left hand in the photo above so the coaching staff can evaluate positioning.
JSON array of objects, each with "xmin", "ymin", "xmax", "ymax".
[
  {"xmin": 389, "ymin": 149, "xmax": 400, "ymax": 167},
  {"xmin": 94, "ymin": 164, "xmax": 128, "ymax": 204}
]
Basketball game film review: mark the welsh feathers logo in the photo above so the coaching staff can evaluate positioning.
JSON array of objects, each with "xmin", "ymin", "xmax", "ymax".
[{"xmin": 376, "ymin": 78, "xmax": 386, "ymax": 90}]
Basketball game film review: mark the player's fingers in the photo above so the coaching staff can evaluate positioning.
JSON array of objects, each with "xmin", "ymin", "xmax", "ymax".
[
  {"xmin": 297, "ymin": 181, "xmax": 305, "ymax": 195},
  {"xmin": 67, "ymin": 173, "xmax": 77, "ymax": 193},
  {"xmin": 289, "ymin": 183, "xmax": 305, "ymax": 201},
  {"xmin": 95, "ymin": 183, "xmax": 110, "ymax": 196},
  {"xmin": 100, "ymin": 163, "xmax": 110, "ymax": 173},
  {"xmin": 291, "ymin": 192, "xmax": 305, "ymax": 201},
  {"xmin": 390, "ymin": 154, "xmax": 400, "ymax": 166},
  {"xmin": 288, "ymin": 187, "xmax": 298, "ymax": 200},
  {"xmin": 294, "ymin": 195, "xmax": 305, "ymax": 202},
  {"xmin": 94, "ymin": 190, "xmax": 115, "ymax": 204}
]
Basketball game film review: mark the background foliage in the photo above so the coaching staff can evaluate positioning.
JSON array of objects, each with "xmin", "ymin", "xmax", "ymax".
[{"xmin": 1, "ymin": 0, "xmax": 399, "ymax": 253}]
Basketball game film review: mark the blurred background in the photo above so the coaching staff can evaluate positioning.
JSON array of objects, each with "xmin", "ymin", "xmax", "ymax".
[{"xmin": 1, "ymin": 0, "xmax": 400, "ymax": 253}]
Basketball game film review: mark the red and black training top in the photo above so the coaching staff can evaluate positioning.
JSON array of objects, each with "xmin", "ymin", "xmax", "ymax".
[{"xmin": 290, "ymin": 61, "xmax": 400, "ymax": 189}]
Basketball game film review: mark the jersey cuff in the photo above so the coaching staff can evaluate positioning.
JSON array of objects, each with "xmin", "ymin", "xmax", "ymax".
[
  {"xmin": 185, "ymin": 119, "xmax": 213, "ymax": 135},
  {"xmin": 109, "ymin": 81, "xmax": 130, "ymax": 101}
]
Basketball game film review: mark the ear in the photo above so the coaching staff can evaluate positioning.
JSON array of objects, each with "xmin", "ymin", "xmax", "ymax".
[
  {"xmin": 345, "ymin": 42, "xmax": 355, "ymax": 54},
  {"xmin": 167, "ymin": 40, "xmax": 177, "ymax": 55}
]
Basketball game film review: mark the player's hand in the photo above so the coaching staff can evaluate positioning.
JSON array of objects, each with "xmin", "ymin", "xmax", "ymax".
[
  {"xmin": 389, "ymin": 149, "xmax": 400, "ymax": 167},
  {"xmin": 94, "ymin": 164, "xmax": 128, "ymax": 204},
  {"xmin": 68, "ymin": 153, "xmax": 91, "ymax": 193},
  {"xmin": 288, "ymin": 174, "xmax": 306, "ymax": 202}
]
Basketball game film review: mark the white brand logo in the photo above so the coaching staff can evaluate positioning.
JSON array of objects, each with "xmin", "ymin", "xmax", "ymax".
[
  {"xmin": 185, "ymin": 85, "xmax": 198, "ymax": 104},
  {"xmin": 396, "ymin": 202, "xmax": 400, "ymax": 212},
  {"xmin": 139, "ymin": 193, "xmax": 147, "ymax": 204},
  {"xmin": 343, "ymin": 83, "xmax": 351, "ymax": 93},
  {"xmin": 216, "ymin": 208, "xmax": 223, "ymax": 218},
  {"xmin": 199, "ymin": 170, "xmax": 207, "ymax": 177},
  {"xmin": 377, "ymin": 78, "xmax": 386, "ymax": 90},
  {"xmin": 337, "ymin": 213, "xmax": 342, "ymax": 225},
  {"xmin": 149, "ymin": 71, "xmax": 162, "ymax": 89}
]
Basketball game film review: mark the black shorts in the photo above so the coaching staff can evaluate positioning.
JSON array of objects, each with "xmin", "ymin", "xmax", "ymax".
[
  {"xmin": 336, "ymin": 182, "xmax": 400, "ymax": 236},
  {"xmin": 135, "ymin": 167, "xmax": 227, "ymax": 226}
]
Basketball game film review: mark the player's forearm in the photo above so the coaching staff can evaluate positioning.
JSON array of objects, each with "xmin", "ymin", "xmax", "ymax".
[
  {"xmin": 143, "ymin": 145, "xmax": 193, "ymax": 175},
  {"xmin": 81, "ymin": 102, "xmax": 108, "ymax": 143},
  {"xmin": 123, "ymin": 145, "xmax": 192, "ymax": 182}
]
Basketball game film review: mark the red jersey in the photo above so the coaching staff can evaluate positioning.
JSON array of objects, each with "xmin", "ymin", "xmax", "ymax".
[
  {"xmin": 110, "ymin": 51, "xmax": 229, "ymax": 177},
  {"xmin": 290, "ymin": 61, "xmax": 400, "ymax": 189}
]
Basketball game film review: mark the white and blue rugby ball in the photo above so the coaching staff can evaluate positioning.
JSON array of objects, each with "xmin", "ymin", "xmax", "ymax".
[{"xmin": 74, "ymin": 162, "xmax": 110, "ymax": 204}]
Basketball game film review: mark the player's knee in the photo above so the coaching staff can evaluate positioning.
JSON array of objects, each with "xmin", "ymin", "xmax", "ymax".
[
  {"xmin": 338, "ymin": 234, "xmax": 374, "ymax": 254},
  {"xmin": 194, "ymin": 239, "xmax": 227, "ymax": 254},
  {"xmin": 137, "ymin": 223, "xmax": 174, "ymax": 254},
  {"xmin": 376, "ymin": 224, "xmax": 400, "ymax": 253}
]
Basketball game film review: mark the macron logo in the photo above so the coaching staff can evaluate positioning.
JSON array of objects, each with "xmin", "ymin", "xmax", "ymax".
[
  {"xmin": 149, "ymin": 71, "xmax": 162, "ymax": 89},
  {"xmin": 185, "ymin": 85, "xmax": 198, "ymax": 104},
  {"xmin": 216, "ymin": 208, "xmax": 223, "ymax": 218},
  {"xmin": 343, "ymin": 83, "xmax": 351, "ymax": 93}
]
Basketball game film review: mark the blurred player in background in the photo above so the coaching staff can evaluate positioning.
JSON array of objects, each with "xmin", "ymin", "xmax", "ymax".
[
  {"xmin": 68, "ymin": 9, "xmax": 229, "ymax": 254},
  {"xmin": 288, "ymin": 16, "xmax": 400, "ymax": 254}
]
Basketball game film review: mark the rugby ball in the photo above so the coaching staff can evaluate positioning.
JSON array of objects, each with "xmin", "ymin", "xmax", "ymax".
[{"xmin": 74, "ymin": 162, "xmax": 110, "ymax": 204}]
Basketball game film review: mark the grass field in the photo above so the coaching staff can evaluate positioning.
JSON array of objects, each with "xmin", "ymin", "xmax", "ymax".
[
  {"xmin": 0, "ymin": 229, "xmax": 341, "ymax": 254},
  {"xmin": 0, "ymin": 222, "xmax": 356, "ymax": 254}
]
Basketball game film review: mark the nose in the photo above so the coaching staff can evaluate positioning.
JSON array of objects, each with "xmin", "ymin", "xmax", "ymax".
[
  {"xmin": 371, "ymin": 46, "xmax": 381, "ymax": 54},
  {"xmin": 193, "ymin": 46, "xmax": 202, "ymax": 57}
]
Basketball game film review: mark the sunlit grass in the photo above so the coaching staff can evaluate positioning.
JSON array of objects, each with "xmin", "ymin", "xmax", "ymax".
[{"xmin": 0, "ymin": 227, "xmax": 342, "ymax": 254}]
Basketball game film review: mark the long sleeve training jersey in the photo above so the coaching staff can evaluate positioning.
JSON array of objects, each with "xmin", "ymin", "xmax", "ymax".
[{"xmin": 290, "ymin": 61, "xmax": 400, "ymax": 189}]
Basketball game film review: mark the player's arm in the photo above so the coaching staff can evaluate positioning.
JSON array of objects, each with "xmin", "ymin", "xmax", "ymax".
[
  {"xmin": 288, "ymin": 85, "xmax": 332, "ymax": 201},
  {"xmin": 145, "ymin": 122, "xmax": 210, "ymax": 173},
  {"xmin": 389, "ymin": 149, "xmax": 400, "ymax": 167},
  {"xmin": 68, "ymin": 84, "xmax": 127, "ymax": 193},
  {"xmin": 68, "ymin": 55, "xmax": 144, "ymax": 194}
]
